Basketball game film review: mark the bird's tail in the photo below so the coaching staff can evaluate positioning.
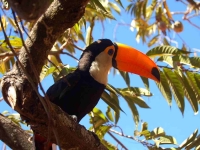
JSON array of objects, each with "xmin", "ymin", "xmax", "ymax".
[{"xmin": 34, "ymin": 134, "xmax": 53, "ymax": 150}]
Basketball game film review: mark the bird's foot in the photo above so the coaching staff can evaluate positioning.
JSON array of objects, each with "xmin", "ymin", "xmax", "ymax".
[{"xmin": 70, "ymin": 115, "xmax": 78, "ymax": 122}]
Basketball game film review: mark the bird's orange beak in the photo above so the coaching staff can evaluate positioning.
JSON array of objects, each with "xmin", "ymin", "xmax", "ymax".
[{"xmin": 113, "ymin": 43, "xmax": 160, "ymax": 82}]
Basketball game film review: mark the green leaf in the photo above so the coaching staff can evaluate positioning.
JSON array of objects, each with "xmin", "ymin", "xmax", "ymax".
[
  {"xmin": 156, "ymin": 71, "xmax": 172, "ymax": 106},
  {"xmin": 186, "ymin": 72, "xmax": 200, "ymax": 101},
  {"xmin": 120, "ymin": 87, "xmax": 153, "ymax": 97},
  {"xmin": 105, "ymin": 84, "xmax": 119, "ymax": 95},
  {"xmin": 140, "ymin": 76, "xmax": 149, "ymax": 91},
  {"xmin": 1, "ymin": 110, "xmax": 9, "ymax": 115},
  {"xmin": 7, "ymin": 17, "xmax": 17, "ymax": 30},
  {"xmin": 126, "ymin": 3, "xmax": 134, "ymax": 13},
  {"xmin": 163, "ymin": 37, "xmax": 170, "ymax": 45},
  {"xmin": 185, "ymin": 135, "xmax": 200, "ymax": 150},
  {"xmin": 146, "ymin": 0, "xmax": 157, "ymax": 19},
  {"xmin": 141, "ymin": 122, "xmax": 148, "ymax": 131},
  {"xmin": 119, "ymin": 71, "xmax": 130, "ymax": 88},
  {"xmin": 190, "ymin": 57, "xmax": 200, "ymax": 68},
  {"xmin": 109, "ymin": 2, "xmax": 121, "ymax": 15},
  {"xmin": 120, "ymin": 90, "xmax": 150, "ymax": 108},
  {"xmin": 140, "ymin": 130, "xmax": 152, "ymax": 140},
  {"xmin": 0, "ymin": 62, "xmax": 7, "ymax": 74},
  {"xmin": 101, "ymin": 91, "xmax": 124, "ymax": 114},
  {"xmin": 157, "ymin": 56, "xmax": 173, "ymax": 67},
  {"xmin": 110, "ymin": 93, "xmax": 120, "ymax": 124},
  {"xmin": 115, "ymin": 0, "xmax": 124, "ymax": 8},
  {"xmin": 176, "ymin": 72, "xmax": 198, "ymax": 114},
  {"xmin": 195, "ymin": 145, "xmax": 200, "ymax": 150},
  {"xmin": 106, "ymin": 106, "xmax": 114, "ymax": 122},
  {"xmin": 40, "ymin": 66, "xmax": 56, "ymax": 81},
  {"xmin": 194, "ymin": 73, "xmax": 200, "ymax": 92},
  {"xmin": 8, "ymin": 36, "xmax": 22, "ymax": 48},
  {"xmin": 134, "ymin": 130, "xmax": 141, "ymax": 136},
  {"xmin": 85, "ymin": 20, "xmax": 94, "ymax": 46},
  {"xmin": 92, "ymin": 0, "xmax": 108, "ymax": 13},
  {"xmin": 72, "ymin": 23, "xmax": 80, "ymax": 34},
  {"xmin": 92, "ymin": 108, "xmax": 108, "ymax": 122},
  {"xmin": 179, "ymin": 129, "xmax": 198, "ymax": 149},
  {"xmin": 159, "ymin": 135, "xmax": 177, "ymax": 145},
  {"xmin": 142, "ymin": 0, "xmax": 148, "ymax": 19},
  {"xmin": 163, "ymin": 68, "xmax": 185, "ymax": 114},
  {"xmin": 89, "ymin": 108, "xmax": 108, "ymax": 129},
  {"xmin": 101, "ymin": 139, "xmax": 117, "ymax": 150},
  {"xmin": 86, "ymin": 4, "xmax": 115, "ymax": 20},
  {"xmin": 95, "ymin": 125, "xmax": 111, "ymax": 140},
  {"xmin": 0, "ymin": 16, "xmax": 7, "ymax": 31},
  {"xmin": 146, "ymin": 45, "xmax": 191, "ymax": 58},
  {"xmin": 123, "ymin": 96, "xmax": 139, "ymax": 125},
  {"xmin": 151, "ymin": 127, "xmax": 166, "ymax": 138},
  {"xmin": 132, "ymin": 97, "xmax": 150, "ymax": 108},
  {"xmin": 172, "ymin": 55, "xmax": 191, "ymax": 66},
  {"xmin": 52, "ymin": 66, "xmax": 76, "ymax": 82},
  {"xmin": 148, "ymin": 35, "xmax": 159, "ymax": 47},
  {"xmin": 164, "ymin": 148, "xmax": 180, "ymax": 150}
]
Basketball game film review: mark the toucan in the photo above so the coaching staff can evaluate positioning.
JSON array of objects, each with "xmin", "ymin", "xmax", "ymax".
[{"xmin": 34, "ymin": 39, "xmax": 160, "ymax": 150}]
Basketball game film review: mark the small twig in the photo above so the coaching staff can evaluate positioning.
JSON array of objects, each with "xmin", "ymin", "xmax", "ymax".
[
  {"xmin": 187, "ymin": 13, "xmax": 200, "ymax": 19},
  {"xmin": 176, "ymin": 0, "xmax": 188, "ymax": 5},
  {"xmin": 59, "ymin": 41, "xmax": 69, "ymax": 51},
  {"xmin": 109, "ymin": 129, "xmax": 154, "ymax": 148},
  {"xmin": 19, "ymin": 18, "xmax": 33, "ymax": 41},
  {"xmin": 185, "ymin": 19, "xmax": 200, "ymax": 30},
  {"xmin": 0, "ymin": 51, "xmax": 17, "ymax": 59},
  {"xmin": 71, "ymin": 43, "xmax": 84, "ymax": 51},
  {"xmin": 0, "ymin": 49, "xmax": 78, "ymax": 62},
  {"xmin": 107, "ymin": 131, "xmax": 128, "ymax": 150},
  {"xmin": 113, "ymin": 23, "xmax": 133, "ymax": 41},
  {"xmin": 171, "ymin": 11, "xmax": 186, "ymax": 15},
  {"xmin": 186, "ymin": 0, "xmax": 198, "ymax": 6},
  {"xmin": 49, "ymin": 51, "xmax": 79, "ymax": 61},
  {"xmin": 176, "ymin": 34, "xmax": 190, "ymax": 48}
]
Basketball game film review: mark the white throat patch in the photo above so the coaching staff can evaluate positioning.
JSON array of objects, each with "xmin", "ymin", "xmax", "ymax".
[{"xmin": 89, "ymin": 51, "xmax": 113, "ymax": 85}]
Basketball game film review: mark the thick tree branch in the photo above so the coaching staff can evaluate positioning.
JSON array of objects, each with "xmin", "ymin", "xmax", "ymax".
[
  {"xmin": 1, "ymin": 0, "xmax": 107, "ymax": 149},
  {"xmin": 0, "ymin": 114, "xmax": 33, "ymax": 150}
]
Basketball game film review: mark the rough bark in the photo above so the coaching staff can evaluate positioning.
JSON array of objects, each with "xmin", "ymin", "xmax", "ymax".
[
  {"xmin": 7, "ymin": 0, "xmax": 51, "ymax": 21},
  {"xmin": 1, "ymin": 0, "xmax": 108, "ymax": 149},
  {"xmin": 0, "ymin": 114, "xmax": 33, "ymax": 150}
]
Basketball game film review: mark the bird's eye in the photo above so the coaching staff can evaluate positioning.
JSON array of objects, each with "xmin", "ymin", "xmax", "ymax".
[{"xmin": 108, "ymin": 49, "xmax": 114, "ymax": 56}]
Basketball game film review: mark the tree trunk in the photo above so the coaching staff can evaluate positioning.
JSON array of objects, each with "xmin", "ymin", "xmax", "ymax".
[{"xmin": 1, "ymin": 0, "xmax": 108, "ymax": 149}]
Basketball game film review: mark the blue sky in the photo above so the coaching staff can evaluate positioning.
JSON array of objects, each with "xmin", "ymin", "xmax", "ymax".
[{"xmin": 1, "ymin": 0, "xmax": 200, "ymax": 150}]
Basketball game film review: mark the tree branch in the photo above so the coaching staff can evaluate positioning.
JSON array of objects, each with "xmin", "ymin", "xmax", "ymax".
[
  {"xmin": 0, "ymin": 114, "xmax": 33, "ymax": 150},
  {"xmin": 1, "ymin": 0, "xmax": 108, "ymax": 149}
]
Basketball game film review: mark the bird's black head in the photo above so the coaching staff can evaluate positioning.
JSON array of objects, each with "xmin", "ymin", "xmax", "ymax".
[
  {"xmin": 78, "ymin": 39, "xmax": 115, "ymax": 72},
  {"xmin": 78, "ymin": 39, "xmax": 160, "ymax": 82}
]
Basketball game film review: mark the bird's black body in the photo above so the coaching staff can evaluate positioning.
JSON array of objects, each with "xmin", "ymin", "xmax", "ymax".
[
  {"xmin": 46, "ymin": 70, "xmax": 105, "ymax": 122},
  {"xmin": 47, "ymin": 39, "xmax": 114, "ymax": 122}
]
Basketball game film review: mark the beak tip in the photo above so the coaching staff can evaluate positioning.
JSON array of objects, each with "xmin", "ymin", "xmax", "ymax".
[{"xmin": 151, "ymin": 67, "xmax": 160, "ymax": 82}]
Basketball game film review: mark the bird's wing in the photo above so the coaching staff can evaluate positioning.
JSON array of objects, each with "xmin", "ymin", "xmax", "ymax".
[{"xmin": 46, "ymin": 71, "xmax": 80, "ymax": 102}]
